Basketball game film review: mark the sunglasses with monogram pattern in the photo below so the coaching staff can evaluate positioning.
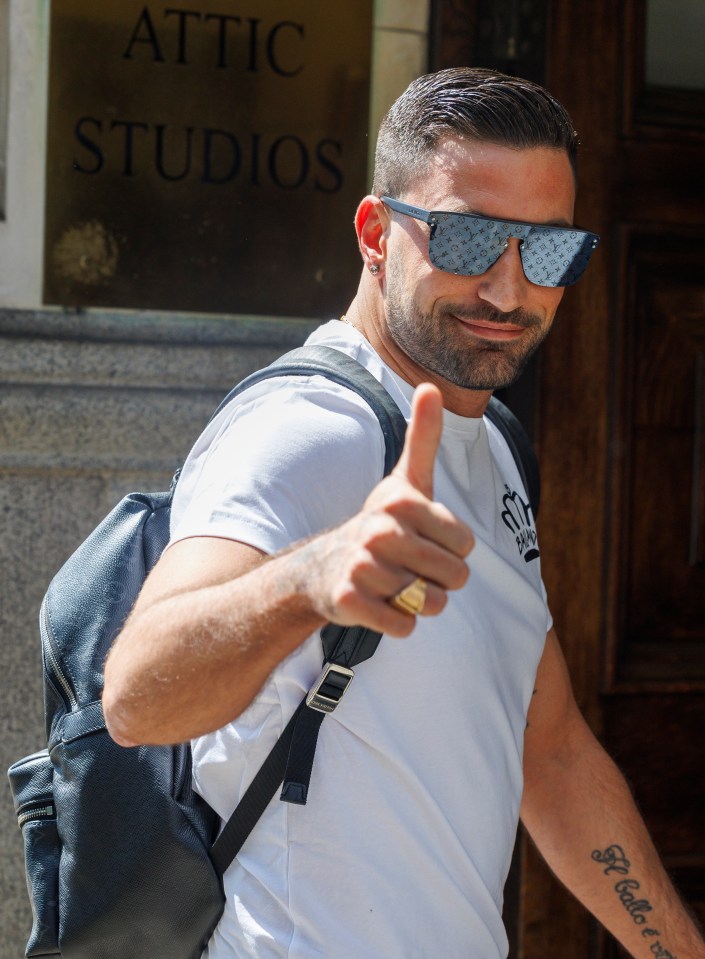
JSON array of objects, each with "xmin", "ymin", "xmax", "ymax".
[{"xmin": 381, "ymin": 196, "xmax": 600, "ymax": 288}]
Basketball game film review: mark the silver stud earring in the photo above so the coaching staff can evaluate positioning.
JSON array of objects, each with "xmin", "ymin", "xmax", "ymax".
[{"xmin": 369, "ymin": 264, "xmax": 380, "ymax": 275}]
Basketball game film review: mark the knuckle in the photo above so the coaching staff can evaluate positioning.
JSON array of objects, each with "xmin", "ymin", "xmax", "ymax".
[
  {"xmin": 333, "ymin": 583, "xmax": 358, "ymax": 610},
  {"xmin": 382, "ymin": 489, "xmax": 426, "ymax": 520},
  {"xmin": 449, "ymin": 561, "xmax": 470, "ymax": 590},
  {"xmin": 424, "ymin": 591, "xmax": 447, "ymax": 617},
  {"xmin": 361, "ymin": 515, "xmax": 403, "ymax": 554},
  {"xmin": 386, "ymin": 615, "xmax": 416, "ymax": 638}
]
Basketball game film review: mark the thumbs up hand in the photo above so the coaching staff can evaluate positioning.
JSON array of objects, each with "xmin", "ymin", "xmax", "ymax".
[{"xmin": 308, "ymin": 383, "xmax": 475, "ymax": 637}]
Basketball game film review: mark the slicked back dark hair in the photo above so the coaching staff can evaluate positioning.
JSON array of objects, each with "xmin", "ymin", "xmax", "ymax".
[{"xmin": 372, "ymin": 67, "xmax": 579, "ymax": 197}]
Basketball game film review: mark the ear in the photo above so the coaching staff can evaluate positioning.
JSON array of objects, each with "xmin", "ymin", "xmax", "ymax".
[{"xmin": 355, "ymin": 195, "xmax": 388, "ymax": 273}]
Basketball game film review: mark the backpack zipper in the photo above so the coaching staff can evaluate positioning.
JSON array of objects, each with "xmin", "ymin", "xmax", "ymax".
[
  {"xmin": 17, "ymin": 802, "xmax": 56, "ymax": 828},
  {"xmin": 40, "ymin": 600, "xmax": 78, "ymax": 712}
]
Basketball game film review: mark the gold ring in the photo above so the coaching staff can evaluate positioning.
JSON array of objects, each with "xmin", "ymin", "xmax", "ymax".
[{"xmin": 389, "ymin": 577, "xmax": 427, "ymax": 615}]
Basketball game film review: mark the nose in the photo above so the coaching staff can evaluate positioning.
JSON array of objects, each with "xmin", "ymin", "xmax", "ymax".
[{"xmin": 475, "ymin": 238, "xmax": 528, "ymax": 313}]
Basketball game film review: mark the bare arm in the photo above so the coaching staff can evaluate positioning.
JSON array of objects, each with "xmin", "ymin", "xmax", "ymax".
[
  {"xmin": 521, "ymin": 629, "xmax": 704, "ymax": 959},
  {"xmin": 102, "ymin": 384, "xmax": 474, "ymax": 746}
]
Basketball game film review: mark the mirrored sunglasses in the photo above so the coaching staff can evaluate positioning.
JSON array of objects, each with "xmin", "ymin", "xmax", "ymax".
[{"xmin": 381, "ymin": 195, "xmax": 600, "ymax": 288}]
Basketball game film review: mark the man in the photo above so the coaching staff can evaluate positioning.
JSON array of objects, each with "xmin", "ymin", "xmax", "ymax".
[{"xmin": 103, "ymin": 69, "xmax": 704, "ymax": 959}]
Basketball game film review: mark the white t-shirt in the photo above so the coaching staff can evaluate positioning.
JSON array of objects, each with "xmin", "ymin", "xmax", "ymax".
[{"xmin": 170, "ymin": 321, "xmax": 551, "ymax": 959}]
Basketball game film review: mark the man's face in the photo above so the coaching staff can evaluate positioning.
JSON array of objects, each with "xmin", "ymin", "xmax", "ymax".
[{"xmin": 381, "ymin": 138, "xmax": 576, "ymax": 392}]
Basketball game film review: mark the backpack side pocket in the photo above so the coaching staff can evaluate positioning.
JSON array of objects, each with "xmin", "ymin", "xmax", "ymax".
[{"xmin": 8, "ymin": 750, "xmax": 60, "ymax": 957}]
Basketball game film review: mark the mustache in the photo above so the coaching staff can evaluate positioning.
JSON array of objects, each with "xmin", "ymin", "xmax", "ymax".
[{"xmin": 440, "ymin": 305, "xmax": 541, "ymax": 329}]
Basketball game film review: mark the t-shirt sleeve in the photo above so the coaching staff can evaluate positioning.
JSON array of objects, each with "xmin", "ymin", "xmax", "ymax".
[{"xmin": 169, "ymin": 375, "xmax": 388, "ymax": 556}]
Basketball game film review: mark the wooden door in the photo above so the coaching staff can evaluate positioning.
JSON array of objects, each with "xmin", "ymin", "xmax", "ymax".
[{"xmin": 433, "ymin": 1, "xmax": 705, "ymax": 956}]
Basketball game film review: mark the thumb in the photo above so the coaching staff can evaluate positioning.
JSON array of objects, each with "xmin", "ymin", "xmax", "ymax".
[{"xmin": 394, "ymin": 383, "xmax": 443, "ymax": 499}]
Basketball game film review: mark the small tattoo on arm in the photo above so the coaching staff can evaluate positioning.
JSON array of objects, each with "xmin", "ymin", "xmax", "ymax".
[
  {"xmin": 592, "ymin": 844, "xmax": 679, "ymax": 959},
  {"xmin": 592, "ymin": 844, "xmax": 631, "ymax": 875}
]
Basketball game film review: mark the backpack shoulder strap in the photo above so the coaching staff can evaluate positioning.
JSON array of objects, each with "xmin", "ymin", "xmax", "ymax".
[
  {"xmin": 209, "ymin": 344, "xmax": 407, "ymax": 475},
  {"xmin": 210, "ymin": 346, "xmax": 406, "ymax": 875},
  {"xmin": 485, "ymin": 396, "xmax": 541, "ymax": 519}
]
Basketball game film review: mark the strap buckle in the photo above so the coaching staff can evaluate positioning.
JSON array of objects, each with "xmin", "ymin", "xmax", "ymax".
[{"xmin": 306, "ymin": 663, "xmax": 354, "ymax": 713}]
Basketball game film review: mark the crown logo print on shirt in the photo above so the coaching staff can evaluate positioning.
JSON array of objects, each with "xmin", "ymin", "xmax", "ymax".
[{"xmin": 500, "ymin": 485, "xmax": 540, "ymax": 563}]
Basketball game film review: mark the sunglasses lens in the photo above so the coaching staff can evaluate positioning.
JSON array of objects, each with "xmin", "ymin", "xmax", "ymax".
[
  {"xmin": 430, "ymin": 213, "xmax": 520, "ymax": 277},
  {"xmin": 520, "ymin": 228, "xmax": 599, "ymax": 287},
  {"xmin": 429, "ymin": 213, "xmax": 599, "ymax": 287}
]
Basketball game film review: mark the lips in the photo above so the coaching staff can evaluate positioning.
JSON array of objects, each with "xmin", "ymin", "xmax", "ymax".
[{"xmin": 453, "ymin": 315, "xmax": 526, "ymax": 341}]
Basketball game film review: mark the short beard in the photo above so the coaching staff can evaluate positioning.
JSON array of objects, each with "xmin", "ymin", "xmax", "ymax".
[{"xmin": 386, "ymin": 285, "xmax": 550, "ymax": 392}]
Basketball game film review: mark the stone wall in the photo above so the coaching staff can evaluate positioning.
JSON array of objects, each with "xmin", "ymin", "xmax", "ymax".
[{"xmin": 0, "ymin": 308, "xmax": 316, "ymax": 958}]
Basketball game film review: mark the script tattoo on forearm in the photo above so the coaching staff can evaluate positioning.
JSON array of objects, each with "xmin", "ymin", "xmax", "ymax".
[{"xmin": 592, "ymin": 845, "xmax": 678, "ymax": 959}]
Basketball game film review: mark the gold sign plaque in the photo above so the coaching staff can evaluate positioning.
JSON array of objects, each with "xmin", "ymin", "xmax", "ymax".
[{"xmin": 44, "ymin": 1, "xmax": 372, "ymax": 317}]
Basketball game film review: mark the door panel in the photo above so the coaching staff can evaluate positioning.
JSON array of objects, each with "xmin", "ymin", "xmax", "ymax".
[{"xmin": 607, "ymin": 230, "xmax": 705, "ymax": 686}]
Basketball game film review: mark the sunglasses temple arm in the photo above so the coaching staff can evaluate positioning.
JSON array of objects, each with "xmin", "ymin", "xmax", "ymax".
[{"xmin": 381, "ymin": 196, "xmax": 435, "ymax": 227}]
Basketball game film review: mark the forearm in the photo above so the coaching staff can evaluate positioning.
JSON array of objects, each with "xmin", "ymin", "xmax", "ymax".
[
  {"xmin": 521, "ymin": 717, "xmax": 704, "ymax": 959},
  {"xmin": 103, "ymin": 541, "xmax": 327, "ymax": 746}
]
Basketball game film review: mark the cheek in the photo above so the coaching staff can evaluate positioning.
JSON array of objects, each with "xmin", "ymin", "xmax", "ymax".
[
  {"xmin": 534, "ymin": 287, "xmax": 564, "ymax": 321},
  {"xmin": 411, "ymin": 270, "xmax": 455, "ymax": 315},
  {"xmin": 389, "ymin": 220, "xmax": 434, "ymax": 279},
  {"xmin": 387, "ymin": 242, "xmax": 435, "ymax": 299}
]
